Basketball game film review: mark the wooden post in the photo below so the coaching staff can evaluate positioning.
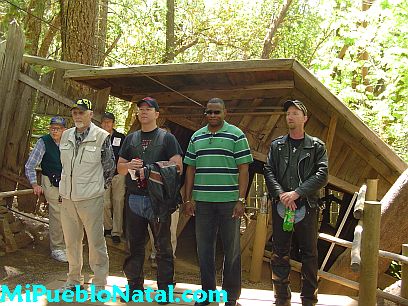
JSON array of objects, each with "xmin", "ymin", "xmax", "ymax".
[
  {"xmin": 402, "ymin": 244, "xmax": 408, "ymax": 300},
  {"xmin": 366, "ymin": 179, "xmax": 379, "ymax": 201},
  {"xmin": 249, "ymin": 193, "xmax": 268, "ymax": 282},
  {"xmin": 358, "ymin": 200, "xmax": 381, "ymax": 306}
]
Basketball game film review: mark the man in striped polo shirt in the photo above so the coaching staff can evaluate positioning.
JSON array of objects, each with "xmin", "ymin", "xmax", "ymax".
[{"xmin": 184, "ymin": 97, "xmax": 253, "ymax": 306}]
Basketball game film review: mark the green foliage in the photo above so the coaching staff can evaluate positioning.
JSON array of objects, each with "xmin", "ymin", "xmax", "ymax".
[{"xmin": 1, "ymin": 0, "xmax": 407, "ymax": 160}]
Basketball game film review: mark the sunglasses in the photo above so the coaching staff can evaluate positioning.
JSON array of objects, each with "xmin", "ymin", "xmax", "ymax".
[{"xmin": 204, "ymin": 110, "xmax": 222, "ymax": 115}]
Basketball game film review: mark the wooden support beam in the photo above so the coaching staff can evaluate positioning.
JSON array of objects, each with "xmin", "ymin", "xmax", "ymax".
[
  {"xmin": 23, "ymin": 54, "xmax": 98, "ymax": 70},
  {"xmin": 125, "ymin": 80, "xmax": 295, "ymax": 96},
  {"xmin": 402, "ymin": 244, "xmax": 408, "ymax": 300},
  {"xmin": 162, "ymin": 111, "xmax": 285, "ymax": 118},
  {"xmin": 64, "ymin": 59, "xmax": 296, "ymax": 80},
  {"xmin": 264, "ymin": 114, "xmax": 282, "ymax": 145},
  {"xmin": 359, "ymin": 200, "xmax": 382, "ymax": 306},
  {"xmin": 326, "ymin": 115, "xmax": 338, "ymax": 158},
  {"xmin": 328, "ymin": 175, "xmax": 360, "ymax": 194},
  {"xmin": 19, "ymin": 73, "xmax": 73, "ymax": 109},
  {"xmin": 353, "ymin": 184, "xmax": 367, "ymax": 219}
]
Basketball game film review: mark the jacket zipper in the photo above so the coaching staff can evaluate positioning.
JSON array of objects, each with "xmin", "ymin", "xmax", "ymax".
[{"xmin": 297, "ymin": 152, "xmax": 310, "ymax": 205}]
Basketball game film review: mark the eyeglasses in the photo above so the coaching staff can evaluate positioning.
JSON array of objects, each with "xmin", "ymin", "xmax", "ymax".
[
  {"xmin": 50, "ymin": 127, "xmax": 62, "ymax": 132},
  {"xmin": 204, "ymin": 110, "xmax": 222, "ymax": 115}
]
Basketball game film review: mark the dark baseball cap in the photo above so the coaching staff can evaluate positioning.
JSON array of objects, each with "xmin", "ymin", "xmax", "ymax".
[
  {"xmin": 50, "ymin": 116, "xmax": 66, "ymax": 127},
  {"xmin": 71, "ymin": 98, "xmax": 93, "ymax": 111},
  {"xmin": 137, "ymin": 97, "xmax": 159, "ymax": 111},
  {"xmin": 102, "ymin": 112, "xmax": 115, "ymax": 122},
  {"xmin": 283, "ymin": 99, "xmax": 307, "ymax": 116}
]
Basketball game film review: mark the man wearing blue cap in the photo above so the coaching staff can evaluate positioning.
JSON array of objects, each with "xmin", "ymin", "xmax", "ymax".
[
  {"xmin": 264, "ymin": 100, "xmax": 328, "ymax": 306},
  {"xmin": 25, "ymin": 116, "xmax": 67, "ymax": 262}
]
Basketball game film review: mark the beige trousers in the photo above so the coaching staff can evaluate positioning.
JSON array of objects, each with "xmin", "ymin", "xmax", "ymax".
[
  {"xmin": 60, "ymin": 196, "xmax": 109, "ymax": 286},
  {"xmin": 103, "ymin": 174, "xmax": 126, "ymax": 236},
  {"xmin": 41, "ymin": 175, "xmax": 65, "ymax": 251},
  {"xmin": 149, "ymin": 209, "xmax": 179, "ymax": 258}
]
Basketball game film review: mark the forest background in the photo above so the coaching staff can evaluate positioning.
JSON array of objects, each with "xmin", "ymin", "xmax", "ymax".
[{"xmin": 0, "ymin": 0, "xmax": 407, "ymax": 161}]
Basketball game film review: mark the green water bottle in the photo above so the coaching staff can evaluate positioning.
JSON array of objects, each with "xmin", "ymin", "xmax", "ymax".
[{"xmin": 283, "ymin": 208, "xmax": 295, "ymax": 232}]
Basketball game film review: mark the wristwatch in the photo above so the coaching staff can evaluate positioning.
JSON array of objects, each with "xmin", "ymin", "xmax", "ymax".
[{"xmin": 238, "ymin": 197, "xmax": 246, "ymax": 205}]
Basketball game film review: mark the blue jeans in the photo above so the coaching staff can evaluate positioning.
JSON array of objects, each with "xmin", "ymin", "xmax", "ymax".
[{"xmin": 195, "ymin": 201, "xmax": 241, "ymax": 302}]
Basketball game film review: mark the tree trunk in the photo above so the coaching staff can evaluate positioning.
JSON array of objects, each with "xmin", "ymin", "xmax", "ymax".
[
  {"xmin": 60, "ymin": 0, "xmax": 99, "ymax": 65},
  {"xmin": 59, "ymin": 0, "xmax": 99, "ymax": 99},
  {"xmin": 96, "ymin": 0, "xmax": 108, "ymax": 65},
  {"xmin": 24, "ymin": 0, "xmax": 46, "ymax": 55},
  {"xmin": 319, "ymin": 169, "xmax": 408, "ymax": 295},
  {"xmin": 261, "ymin": 0, "xmax": 293, "ymax": 59},
  {"xmin": 38, "ymin": 15, "xmax": 61, "ymax": 58},
  {"xmin": 164, "ymin": 0, "xmax": 175, "ymax": 62}
]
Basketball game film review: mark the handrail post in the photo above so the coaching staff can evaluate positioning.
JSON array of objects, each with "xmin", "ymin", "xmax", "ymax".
[
  {"xmin": 358, "ymin": 200, "xmax": 381, "ymax": 306},
  {"xmin": 402, "ymin": 244, "xmax": 408, "ymax": 300}
]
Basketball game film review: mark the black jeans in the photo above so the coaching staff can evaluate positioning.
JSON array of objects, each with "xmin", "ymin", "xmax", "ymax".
[
  {"xmin": 122, "ymin": 196, "xmax": 174, "ymax": 290},
  {"xmin": 195, "ymin": 201, "xmax": 241, "ymax": 302},
  {"xmin": 270, "ymin": 203, "xmax": 319, "ymax": 304}
]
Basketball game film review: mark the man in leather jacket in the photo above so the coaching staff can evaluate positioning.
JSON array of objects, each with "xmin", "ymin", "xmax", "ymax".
[{"xmin": 264, "ymin": 100, "xmax": 328, "ymax": 306}]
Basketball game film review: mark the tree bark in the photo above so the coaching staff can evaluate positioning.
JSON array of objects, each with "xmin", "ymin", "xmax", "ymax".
[
  {"xmin": 59, "ymin": 0, "xmax": 99, "ymax": 99},
  {"xmin": 96, "ymin": 0, "xmax": 108, "ymax": 65},
  {"xmin": 38, "ymin": 15, "xmax": 61, "ymax": 58},
  {"xmin": 164, "ymin": 0, "xmax": 175, "ymax": 62},
  {"xmin": 24, "ymin": 0, "xmax": 46, "ymax": 55},
  {"xmin": 261, "ymin": 0, "xmax": 293, "ymax": 59}
]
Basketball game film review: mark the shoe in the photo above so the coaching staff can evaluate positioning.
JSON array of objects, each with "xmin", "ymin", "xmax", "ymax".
[
  {"xmin": 225, "ymin": 301, "xmax": 241, "ymax": 306},
  {"xmin": 194, "ymin": 301, "xmax": 210, "ymax": 306},
  {"xmin": 112, "ymin": 235, "xmax": 121, "ymax": 244},
  {"xmin": 275, "ymin": 299, "xmax": 291, "ymax": 306},
  {"xmin": 104, "ymin": 229, "xmax": 112, "ymax": 237},
  {"xmin": 51, "ymin": 249, "xmax": 68, "ymax": 262},
  {"xmin": 150, "ymin": 257, "xmax": 157, "ymax": 269},
  {"xmin": 120, "ymin": 284, "xmax": 144, "ymax": 303},
  {"xmin": 58, "ymin": 282, "xmax": 84, "ymax": 294}
]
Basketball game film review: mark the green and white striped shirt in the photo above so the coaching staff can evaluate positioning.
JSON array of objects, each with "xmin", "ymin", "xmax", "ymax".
[{"xmin": 184, "ymin": 121, "xmax": 253, "ymax": 202}]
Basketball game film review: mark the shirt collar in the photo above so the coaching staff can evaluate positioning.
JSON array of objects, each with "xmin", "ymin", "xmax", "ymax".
[{"xmin": 203, "ymin": 121, "xmax": 228, "ymax": 134}]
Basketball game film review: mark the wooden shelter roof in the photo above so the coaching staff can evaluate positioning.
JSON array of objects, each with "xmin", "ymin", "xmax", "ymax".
[{"xmin": 64, "ymin": 59, "xmax": 407, "ymax": 198}]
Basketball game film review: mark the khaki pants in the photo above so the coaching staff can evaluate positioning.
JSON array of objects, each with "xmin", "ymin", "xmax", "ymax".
[
  {"xmin": 103, "ymin": 174, "xmax": 126, "ymax": 236},
  {"xmin": 149, "ymin": 209, "xmax": 179, "ymax": 258},
  {"xmin": 60, "ymin": 196, "xmax": 109, "ymax": 286},
  {"xmin": 41, "ymin": 176, "xmax": 65, "ymax": 251}
]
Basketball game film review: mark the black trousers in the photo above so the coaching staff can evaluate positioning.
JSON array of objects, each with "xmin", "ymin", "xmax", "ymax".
[
  {"xmin": 122, "ymin": 201, "xmax": 174, "ymax": 290},
  {"xmin": 270, "ymin": 203, "xmax": 319, "ymax": 304}
]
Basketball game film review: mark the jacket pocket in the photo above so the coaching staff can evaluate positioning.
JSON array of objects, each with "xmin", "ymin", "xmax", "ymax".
[
  {"xmin": 75, "ymin": 176, "xmax": 100, "ymax": 197},
  {"xmin": 80, "ymin": 146, "xmax": 100, "ymax": 164}
]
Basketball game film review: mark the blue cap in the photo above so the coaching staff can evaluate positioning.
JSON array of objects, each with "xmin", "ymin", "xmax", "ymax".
[
  {"xmin": 50, "ymin": 116, "xmax": 66, "ymax": 127},
  {"xmin": 137, "ymin": 97, "xmax": 159, "ymax": 111}
]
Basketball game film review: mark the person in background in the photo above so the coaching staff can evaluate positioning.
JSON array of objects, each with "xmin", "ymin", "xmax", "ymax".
[
  {"xmin": 58, "ymin": 98, "xmax": 115, "ymax": 293},
  {"xmin": 101, "ymin": 112, "xmax": 126, "ymax": 244},
  {"xmin": 264, "ymin": 100, "xmax": 328, "ymax": 306},
  {"xmin": 25, "ymin": 116, "xmax": 67, "ymax": 262}
]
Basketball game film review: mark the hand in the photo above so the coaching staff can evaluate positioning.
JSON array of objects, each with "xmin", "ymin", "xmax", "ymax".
[
  {"xmin": 232, "ymin": 202, "xmax": 245, "ymax": 219},
  {"xmin": 183, "ymin": 201, "xmax": 195, "ymax": 216},
  {"xmin": 279, "ymin": 191, "xmax": 299, "ymax": 210},
  {"xmin": 128, "ymin": 158, "xmax": 143, "ymax": 170},
  {"xmin": 32, "ymin": 184, "xmax": 43, "ymax": 196}
]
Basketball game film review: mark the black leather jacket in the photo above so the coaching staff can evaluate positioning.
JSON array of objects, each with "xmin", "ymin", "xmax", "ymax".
[
  {"xmin": 145, "ymin": 161, "xmax": 181, "ymax": 221},
  {"xmin": 264, "ymin": 133, "xmax": 329, "ymax": 208}
]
